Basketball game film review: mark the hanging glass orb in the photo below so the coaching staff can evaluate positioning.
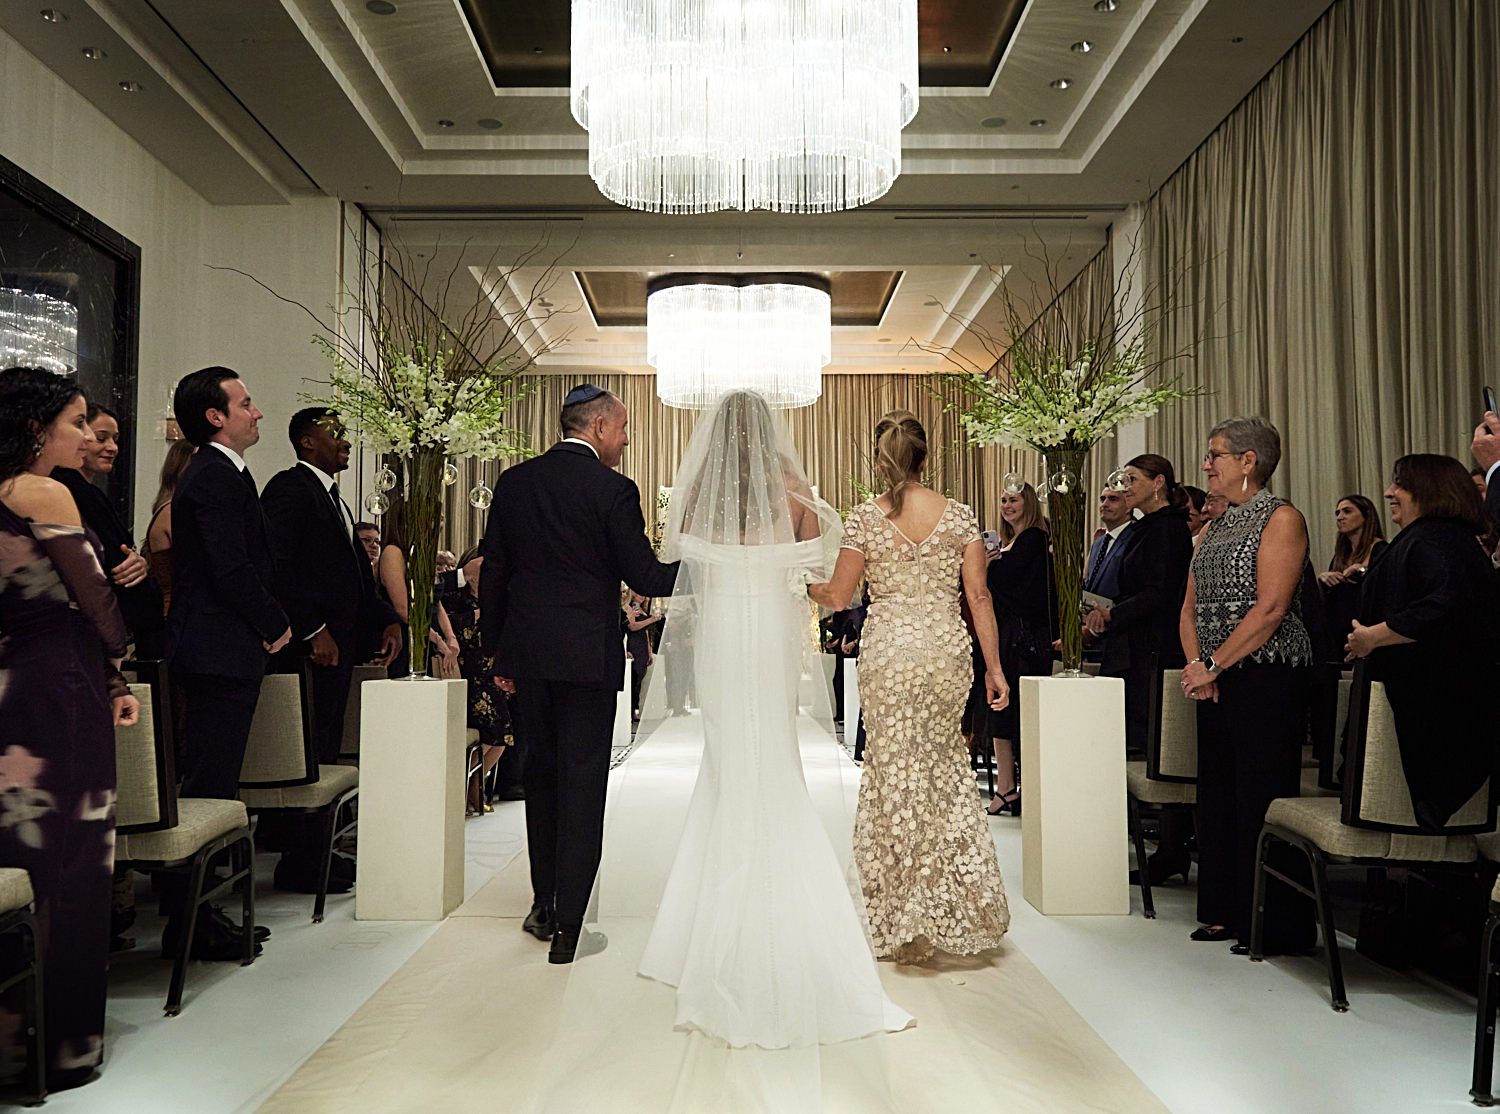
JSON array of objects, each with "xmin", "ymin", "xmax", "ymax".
[
  {"xmin": 442, "ymin": 461, "xmax": 460, "ymax": 486},
  {"xmin": 364, "ymin": 491, "xmax": 390, "ymax": 517},
  {"xmin": 374, "ymin": 466, "xmax": 397, "ymax": 493},
  {"xmin": 1105, "ymin": 467, "xmax": 1131, "ymax": 493},
  {"xmin": 1048, "ymin": 468, "xmax": 1079, "ymax": 496},
  {"xmin": 1001, "ymin": 472, "xmax": 1026, "ymax": 495},
  {"xmin": 468, "ymin": 482, "xmax": 493, "ymax": 510}
]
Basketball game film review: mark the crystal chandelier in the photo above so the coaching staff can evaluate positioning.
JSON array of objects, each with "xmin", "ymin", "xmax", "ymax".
[
  {"xmin": 0, "ymin": 288, "xmax": 78, "ymax": 375},
  {"xmin": 571, "ymin": 0, "xmax": 919, "ymax": 214},
  {"xmin": 648, "ymin": 275, "xmax": 829, "ymax": 408}
]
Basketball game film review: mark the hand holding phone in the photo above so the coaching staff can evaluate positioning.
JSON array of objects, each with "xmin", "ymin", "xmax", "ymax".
[{"xmin": 1485, "ymin": 386, "xmax": 1498, "ymax": 433}]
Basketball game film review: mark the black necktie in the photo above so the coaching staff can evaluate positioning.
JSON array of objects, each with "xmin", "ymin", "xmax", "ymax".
[
  {"xmin": 329, "ymin": 482, "xmax": 352, "ymax": 537},
  {"xmin": 240, "ymin": 466, "xmax": 257, "ymax": 495}
]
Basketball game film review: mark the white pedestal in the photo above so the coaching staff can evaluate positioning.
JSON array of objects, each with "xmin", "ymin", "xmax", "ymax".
[
  {"xmin": 844, "ymin": 665, "xmax": 861, "ymax": 729},
  {"xmin": 1020, "ymin": 675, "xmax": 1129, "ymax": 916},
  {"xmin": 614, "ymin": 657, "xmax": 633, "ymax": 749},
  {"xmin": 356, "ymin": 678, "xmax": 467, "ymax": 921}
]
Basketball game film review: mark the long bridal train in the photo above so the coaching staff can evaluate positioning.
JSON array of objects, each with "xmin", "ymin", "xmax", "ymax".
[{"xmin": 637, "ymin": 536, "xmax": 913, "ymax": 1049}]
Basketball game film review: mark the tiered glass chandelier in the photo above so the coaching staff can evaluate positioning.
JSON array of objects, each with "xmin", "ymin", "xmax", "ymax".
[
  {"xmin": 648, "ymin": 275, "xmax": 829, "ymax": 408},
  {"xmin": 570, "ymin": 0, "xmax": 919, "ymax": 214},
  {"xmin": 0, "ymin": 288, "xmax": 78, "ymax": 375}
]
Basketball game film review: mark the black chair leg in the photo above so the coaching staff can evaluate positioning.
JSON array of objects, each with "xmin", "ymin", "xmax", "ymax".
[
  {"xmin": 1305, "ymin": 848, "xmax": 1347, "ymax": 1011},
  {"xmin": 239, "ymin": 836, "xmax": 256, "ymax": 966},
  {"xmin": 167, "ymin": 854, "xmax": 210, "ymax": 1016},
  {"xmin": 1129, "ymin": 797, "xmax": 1155, "ymax": 919},
  {"xmin": 1473, "ymin": 909, "xmax": 1500, "ymax": 1105},
  {"xmin": 1248, "ymin": 827, "xmax": 1273, "ymax": 961},
  {"xmin": 22, "ymin": 918, "xmax": 45, "ymax": 1104},
  {"xmin": 313, "ymin": 805, "xmax": 339, "ymax": 924}
]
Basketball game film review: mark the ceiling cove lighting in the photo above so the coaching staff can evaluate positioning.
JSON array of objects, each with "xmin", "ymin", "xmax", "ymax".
[
  {"xmin": 647, "ymin": 275, "xmax": 829, "ymax": 408},
  {"xmin": 571, "ymin": 0, "xmax": 919, "ymax": 214}
]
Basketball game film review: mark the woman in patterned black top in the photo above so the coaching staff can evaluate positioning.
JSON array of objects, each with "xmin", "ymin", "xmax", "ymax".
[
  {"xmin": 0, "ymin": 368, "xmax": 140, "ymax": 1092},
  {"xmin": 1179, "ymin": 417, "xmax": 1314, "ymax": 954}
]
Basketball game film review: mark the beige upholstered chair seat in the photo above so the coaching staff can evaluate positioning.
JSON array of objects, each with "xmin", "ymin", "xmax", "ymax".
[
  {"xmin": 1477, "ymin": 832, "xmax": 1500, "ymax": 862},
  {"xmin": 466, "ymin": 728, "xmax": 481, "ymax": 746},
  {"xmin": 1266, "ymin": 797, "xmax": 1476, "ymax": 863},
  {"xmin": 1127, "ymin": 761, "xmax": 1196, "ymax": 805},
  {"xmin": 240, "ymin": 764, "xmax": 358, "ymax": 809},
  {"xmin": 119, "ymin": 799, "xmax": 249, "ymax": 863},
  {"xmin": 0, "ymin": 868, "xmax": 33, "ymax": 914},
  {"xmin": 1299, "ymin": 768, "xmax": 1339, "ymax": 799}
]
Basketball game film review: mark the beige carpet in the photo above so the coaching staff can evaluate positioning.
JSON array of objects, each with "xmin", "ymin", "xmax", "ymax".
[{"xmin": 262, "ymin": 852, "xmax": 1166, "ymax": 1114}]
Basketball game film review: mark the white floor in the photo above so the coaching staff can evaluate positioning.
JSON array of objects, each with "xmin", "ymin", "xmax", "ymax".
[{"xmin": 45, "ymin": 761, "xmax": 1486, "ymax": 1114}]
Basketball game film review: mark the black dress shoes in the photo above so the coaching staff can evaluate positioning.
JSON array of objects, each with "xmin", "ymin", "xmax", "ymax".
[
  {"xmin": 548, "ymin": 926, "xmax": 608, "ymax": 965},
  {"xmin": 206, "ymin": 904, "xmax": 269, "ymax": 943},
  {"xmin": 522, "ymin": 902, "xmax": 555, "ymax": 941},
  {"xmin": 161, "ymin": 908, "xmax": 264, "ymax": 961},
  {"xmin": 1189, "ymin": 925, "xmax": 1234, "ymax": 942}
]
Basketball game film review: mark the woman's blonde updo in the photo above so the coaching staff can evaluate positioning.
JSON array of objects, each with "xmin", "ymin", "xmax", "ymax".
[{"xmin": 873, "ymin": 410, "xmax": 928, "ymax": 515}]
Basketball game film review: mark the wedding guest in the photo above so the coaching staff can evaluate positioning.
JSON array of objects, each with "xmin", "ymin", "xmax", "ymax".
[
  {"xmin": 165, "ymin": 367, "xmax": 285, "ymax": 958},
  {"xmin": 1179, "ymin": 417, "xmax": 1314, "ymax": 954},
  {"xmin": 1316, "ymin": 494, "xmax": 1387, "ymax": 650},
  {"xmin": 1081, "ymin": 484, "xmax": 1133, "ymax": 660},
  {"xmin": 0, "ymin": 368, "xmax": 139, "ymax": 1092},
  {"xmin": 810, "ymin": 410, "xmax": 1010, "ymax": 963},
  {"xmin": 377, "ymin": 522, "xmax": 412, "ymax": 677},
  {"xmin": 622, "ymin": 589, "xmax": 660, "ymax": 718},
  {"xmin": 144, "ymin": 439, "xmax": 194, "ymax": 614},
  {"xmin": 1471, "ymin": 407, "xmax": 1500, "ymax": 535},
  {"xmin": 1086, "ymin": 455, "xmax": 1193, "ymax": 754},
  {"xmin": 355, "ymin": 521, "xmax": 381, "ymax": 567},
  {"xmin": 1183, "ymin": 485, "xmax": 1209, "ymax": 534},
  {"xmin": 51, "ymin": 401, "xmax": 166, "ymax": 656},
  {"xmin": 436, "ymin": 550, "xmax": 458, "ymax": 576},
  {"xmin": 443, "ymin": 558, "xmax": 514, "ymax": 811},
  {"xmin": 1345, "ymin": 455, "xmax": 1499, "ymax": 830},
  {"xmin": 984, "ymin": 482, "xmax": 1053, "ymax": 816}
]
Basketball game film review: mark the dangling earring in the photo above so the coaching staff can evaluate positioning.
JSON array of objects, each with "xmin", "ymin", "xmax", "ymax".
[
  {"xmin": 32, "ymin": 438, "xmax": 44, "ymax": 459},
  {"xmin": 1241, "ymin": 474, "xmax": 1249, "ymax": 494}
]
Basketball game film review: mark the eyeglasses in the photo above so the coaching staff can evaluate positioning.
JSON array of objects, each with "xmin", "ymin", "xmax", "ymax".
[{"xmin": 1202, "ymin": 450, "xmax": 1247, "ymax": 467}]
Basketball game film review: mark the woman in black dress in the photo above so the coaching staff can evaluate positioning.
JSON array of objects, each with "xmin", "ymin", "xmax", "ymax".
[
  {"xmin": 984, "ymin": 482, "xmax": 1054, "ymax": 815},
  {"xmin": 1345, "ymin": 455, "xmax": 1499, "ymax": 831},
  {"xmin": 1316, "ymin": 494, "xmax": 1387, "ymax": 651},
  {"xmin": 1085, "ymin": 454, "xmax": 1194, "ymax": 754},
  {"xmin": 443, "ymin": 557, "xmax": 516, "ymax": 810},
  {"xmin": 0, "ymin": 368, "xmax": 139, "ymax": 1092}
]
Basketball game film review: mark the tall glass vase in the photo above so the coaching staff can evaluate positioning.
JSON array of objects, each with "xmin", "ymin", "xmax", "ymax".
[
  {"xmin": 403, "ymin": 446, "xmax": 445, "ymax": 679},
  {"xmin": 1043, "ymin": 446, "xmax": 1090, "ymax": 678}
]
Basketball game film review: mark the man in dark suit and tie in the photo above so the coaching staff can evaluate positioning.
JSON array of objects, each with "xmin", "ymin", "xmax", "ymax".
[
  {"xmin": 165, "ymin": 366, "xmax": 290, "ymax": 957},
  {"xmin": 1082, "ymin": 485, "xmax": 1133, "ymax": 659},
  {"xmin": 480, "ymin": 384, "xmax": 679, "ymax": 964},
  {"xmin": 261, "ymin": 407, "xmax": 401, "ymax": 891},
  {"xmin": 1475, "ymin": 407, "xmax": 1500, "ymax": 537}
]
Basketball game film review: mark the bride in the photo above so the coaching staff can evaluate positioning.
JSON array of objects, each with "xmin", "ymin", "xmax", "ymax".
[{"xmin": 636, "ymin": 389, "xmax": 913, "ymax": 1050}]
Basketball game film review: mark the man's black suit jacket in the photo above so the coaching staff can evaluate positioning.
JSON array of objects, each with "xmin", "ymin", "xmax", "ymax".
[
  {"xmin": 1488, "ymin": 476, "xmax": 1500, "ymax": 536},
  {"xmin": 260, "ymin": 463, "xmax": 395, "ymax": 643},
  {"xmin": 167, "ymin": 445, "xmax": 289, "ymax": 681},
  {"xmin": 480, "ymin": 442, "xmax": 678, "ymax": 689},
  {"xmin": 52, "ymin": 467, "xmax": 164, "ymax": 639}
]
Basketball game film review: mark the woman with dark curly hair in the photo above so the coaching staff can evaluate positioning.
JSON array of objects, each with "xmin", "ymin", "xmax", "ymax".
[{"xmin": 0, "ymin": 367, "xmax": 139, "ymax": 1092}]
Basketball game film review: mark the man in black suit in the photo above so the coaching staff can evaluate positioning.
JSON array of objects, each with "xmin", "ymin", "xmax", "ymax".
[
  {"xmin": 480, "ymin": 384, "xmax": 678, "ymax": 964},
  {"xmin": 52, "ymin": 402, "xmax": 166, "ymax": 656},
  {"xmin": 261, "ymin": 408, "xmax": 401, "ymax": 891},
  {"xmin": 165, "ymin": 367, "xmax": 290, "ymax": 957},
  {"xmin": 1475, "ymin": 407, "xmax": 1500, "ymax": 535}
]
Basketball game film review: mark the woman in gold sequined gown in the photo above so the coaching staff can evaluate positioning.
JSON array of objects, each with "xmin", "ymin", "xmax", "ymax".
[{"xmin": 810, "ymin": 411, "xmax": 1012, "ymax": 964}]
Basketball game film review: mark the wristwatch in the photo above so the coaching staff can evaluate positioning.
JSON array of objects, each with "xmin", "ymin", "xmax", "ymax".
[{"xmin": 1203, "ymin": 654, "xmax": 1222, "ymax": 675}]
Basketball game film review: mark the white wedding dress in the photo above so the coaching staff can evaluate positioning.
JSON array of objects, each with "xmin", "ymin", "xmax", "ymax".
[{"xmin": 635, "ymin": 393, "xmax": 913, "ymax": 1051}]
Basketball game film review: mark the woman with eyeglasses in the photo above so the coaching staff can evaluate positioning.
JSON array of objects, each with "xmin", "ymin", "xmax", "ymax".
[{"xmin": 1178, "ymin": 417, "xmax": 1314, "ymax": 954}]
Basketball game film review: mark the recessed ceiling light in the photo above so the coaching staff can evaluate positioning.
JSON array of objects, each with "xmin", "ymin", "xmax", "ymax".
[
  {"xmin": 118, "ymin": 80, "xmax": 142, "ymax": 93},
  {"xmin": 436, "ymin": 119, "xmax": 455, "ymax": 128},
  {"xmin": 40, "ymin": 9, "xmax": 67, "ymax": 23},
  {"xmin": 980, "ymin": 116, "xmax": 1006, "ymax": 128},
  {"xmin": 365, "ymin": 0, "xmax": 397, "ymax": 13},
  {"xmin": 80, "ymin": 47, "xmax": 106, "ymax": 61},
  {"xmin": 666, "ymin": 252, "xmax": 675, "ymax": 258},
  {"xmin": 477, "ymin": 117, "xmax": 503, "ymax": 129},
  {"xmin": 1029, "ymin": 118, "xmax": 1047, "ymax": 127},
  {"xmin": 1071, "ymin": 40, "xmax": 1093, "ymax": 53},
  {"xmin": 942, "ymin": 46, "xmax": 951, "ymax": 54},
  {"xmin": 1050, "ymin": 77, "xmax": 1073, "ymax": 90},
  {"xmin": 1094, "ymin": 0, "xmax": 1119, "ymax": 11}
]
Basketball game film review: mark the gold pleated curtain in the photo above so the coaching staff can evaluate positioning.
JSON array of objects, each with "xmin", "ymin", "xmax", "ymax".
[{"xmin": 1141, "ymin": 0, "xmax": 1500, "ymax": 557}]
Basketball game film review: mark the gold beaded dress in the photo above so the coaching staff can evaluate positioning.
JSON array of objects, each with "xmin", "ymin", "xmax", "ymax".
[{"xmin": 842, "ymin": 498, "xmax": 1011, "ymax": 963}]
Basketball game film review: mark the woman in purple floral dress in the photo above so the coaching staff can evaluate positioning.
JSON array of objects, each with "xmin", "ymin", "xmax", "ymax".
[{"xmin": 0, "ymin": 368, "xmax": 138, "ymax": 1092}]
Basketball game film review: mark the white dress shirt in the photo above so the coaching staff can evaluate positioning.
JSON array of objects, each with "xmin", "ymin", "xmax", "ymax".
[
  {"xmin": 209, "ymin": 441, "xmax": 247, "ymax": 471},
  {"xmin": 561, "ymin": 437, "xmax": 600, "ymax": 459}
]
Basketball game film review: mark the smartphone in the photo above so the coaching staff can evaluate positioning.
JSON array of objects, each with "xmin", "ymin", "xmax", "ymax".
[{"xmin": 1486, "ymin": 385, "xmax": 1498, "ymax": 415}]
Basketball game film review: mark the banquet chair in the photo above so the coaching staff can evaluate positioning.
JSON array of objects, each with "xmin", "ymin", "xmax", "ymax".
[
  {"xmin": 1471, "ymin": 867, "xmax": 1500, "ymax": 1105},
  {"xmin": 238, "ymin": 667, "xmax": 359, "ymax": 922},
  {"xmin": 1125, "ymin": 659, "xmax": 1197, "ymax": 919},
  {"xmin": 116, "ymin": 661, "xmax": 256, "ymax": 1016},
  {"xmin": 1248, "ymin": 665, "xmax": 1494, "ymax": 1011},
  {"xmin": 338, "ymin": 662, "xmax": 388, "ymax": 764}
]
